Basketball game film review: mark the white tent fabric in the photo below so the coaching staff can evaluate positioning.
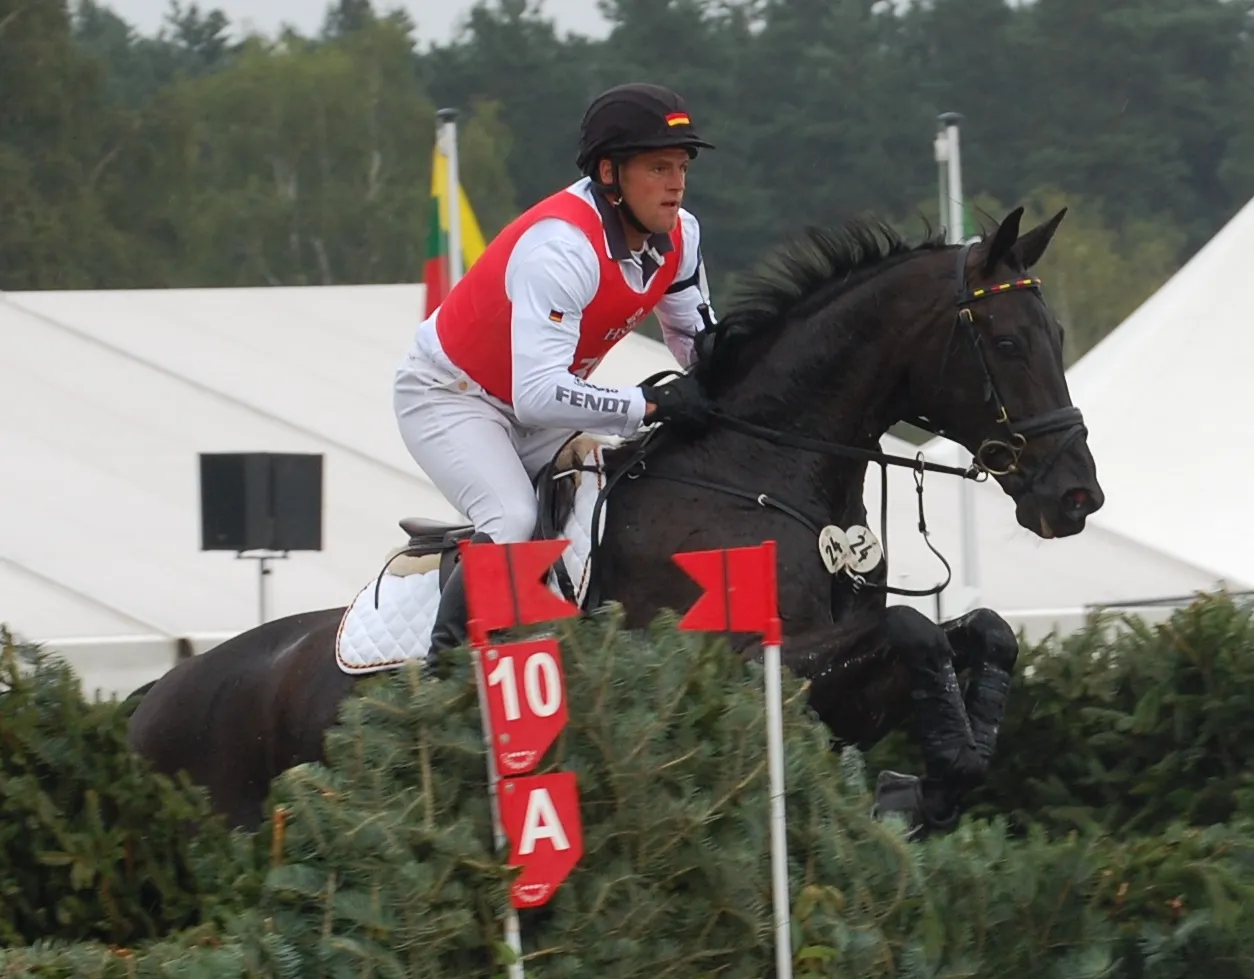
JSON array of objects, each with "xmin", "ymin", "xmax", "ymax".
[{"xmin": 1057, "ymin": 194, "xmax": 1254, "ymax": 588}]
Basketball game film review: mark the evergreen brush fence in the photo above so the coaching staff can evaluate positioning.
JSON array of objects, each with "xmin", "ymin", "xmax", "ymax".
[{"xmin": 2, "ymin": 594, "xmax": 1253, "ymax": 977}]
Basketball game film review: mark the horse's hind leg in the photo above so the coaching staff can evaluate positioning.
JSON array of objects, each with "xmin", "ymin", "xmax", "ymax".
[{"xmin": 942, "ymin": 607, "xmax": 1020, "ymax": 776}]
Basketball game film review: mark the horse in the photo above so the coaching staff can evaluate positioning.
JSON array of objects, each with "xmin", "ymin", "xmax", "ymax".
[{"xmin": 126, "ymin": 205, "xmax": 1103, "ymax": 835}]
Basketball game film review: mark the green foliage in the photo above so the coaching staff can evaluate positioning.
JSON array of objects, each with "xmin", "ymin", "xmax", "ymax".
[
  {"xmin": 141, "ymin": 21, "xmax": 441, "ymax": 287},
  {"xmin": 2, "ymin": 597, "xmax": 1254, "ymax": 976},
  {"xmin": 0, "ymin": 628, "xmax": 259, "ymax": 948},
  {"xmin": 4, "ymin": 3, "xmax": 519, "ymax": 290}
]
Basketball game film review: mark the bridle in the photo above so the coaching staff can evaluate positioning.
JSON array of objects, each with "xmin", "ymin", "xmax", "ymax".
[
  {"xmin": 554, "ymin": 239, "xmax": 1089, "ymax": 607},
  {"xmin": 904, "ymin": 240, "xmax": 1087, "ymax": 493}
]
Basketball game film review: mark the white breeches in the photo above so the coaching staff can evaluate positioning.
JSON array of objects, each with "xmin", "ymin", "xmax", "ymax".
[{"xmin": 394, "ymin": 351, "xmax": 575, "ymax": 544}]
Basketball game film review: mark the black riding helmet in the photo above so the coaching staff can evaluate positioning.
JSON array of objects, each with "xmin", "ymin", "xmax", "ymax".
[{"xmin": 576, "ymin": 82, "xmax": 714, "ymax": 234}]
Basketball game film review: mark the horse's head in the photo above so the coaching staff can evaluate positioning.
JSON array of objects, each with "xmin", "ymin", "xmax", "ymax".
[{"xmin": 907, "ymin": 207, "xmax": 1103, "ymax": 539}]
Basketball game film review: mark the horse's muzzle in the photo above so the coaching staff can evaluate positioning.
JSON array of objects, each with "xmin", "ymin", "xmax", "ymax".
[{"xmin": 1013, "ymin": 465, "xmax": 1104, "ymax": 539}]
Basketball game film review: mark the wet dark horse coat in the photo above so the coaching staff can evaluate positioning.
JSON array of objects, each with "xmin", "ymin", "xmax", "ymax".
[{"xmin": 127, "ymin": 207, "xmax": 1103, "ymax": 833}]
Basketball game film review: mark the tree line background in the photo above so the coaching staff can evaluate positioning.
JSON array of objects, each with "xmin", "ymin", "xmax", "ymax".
[{"xmin": 5, "ymin": 0, "xmax": 1254, "ymax": 363}]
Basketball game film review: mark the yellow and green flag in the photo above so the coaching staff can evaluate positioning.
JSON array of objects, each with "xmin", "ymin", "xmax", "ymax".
[{"xmin": 423, "ymin": 138, "xmax": 487, "ymax": 317}]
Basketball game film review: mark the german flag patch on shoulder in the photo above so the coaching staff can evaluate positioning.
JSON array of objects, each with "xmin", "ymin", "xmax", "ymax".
[{"xmin": 548, "ymin": 309, "xmax": 564, "ymax": 323}]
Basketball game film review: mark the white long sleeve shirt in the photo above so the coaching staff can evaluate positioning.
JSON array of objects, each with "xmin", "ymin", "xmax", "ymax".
[{"xmin": 409, "ymin": 177, "xmax": 715, "ymax": 438}]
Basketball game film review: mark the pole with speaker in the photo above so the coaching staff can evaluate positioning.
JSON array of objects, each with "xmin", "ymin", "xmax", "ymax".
[
  {"xmin": 198, "ymin": 452, "xmax": 324, "ymax": 624},
  {"xmin": 934, "ymin": 112, "xmax": 981, "ymax": 622}
]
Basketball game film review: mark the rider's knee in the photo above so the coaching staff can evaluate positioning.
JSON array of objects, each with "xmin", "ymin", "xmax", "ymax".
[{"xmin": 493, "ymin": 495, "xmax": 540, "ymax": 544}]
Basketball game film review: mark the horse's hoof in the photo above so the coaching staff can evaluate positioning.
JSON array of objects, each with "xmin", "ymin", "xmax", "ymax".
[
  {"xmin": 919, "ymin": 780, "xmax": 964, "ymax": 833},
  {"xmin": 924, "ymin": 805, "xmax": 960, "ymax": 833},
  {"xmin": 870, "ymin": 770, "xmax": 927, "ymax": 840}
]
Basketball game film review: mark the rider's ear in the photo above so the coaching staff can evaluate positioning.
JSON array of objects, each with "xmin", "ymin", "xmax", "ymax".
[
  {"xmin": 1010, "ymin": 207, "xmax": 1067, "ymax": 270},
  {"xmin": 980, "ymin": 206, "xmax": 1023, "ymax": 275}
]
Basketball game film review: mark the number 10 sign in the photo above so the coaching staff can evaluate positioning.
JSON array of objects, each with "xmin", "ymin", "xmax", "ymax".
[{"xmin": 483, "ymin": 637, "xmax": 569, "ymax": 775}]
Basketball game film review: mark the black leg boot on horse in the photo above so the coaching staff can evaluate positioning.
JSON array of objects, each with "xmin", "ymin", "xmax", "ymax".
[
  {"xmin": 943, "ymin": 608, "xmax": 1020, "ymax": 776},
  {"xmin": 873, "ymin": 606, "xmax": 983, "ymax": 837},
  {"xmin": 424, "ymin": 531, "xmax": 494, "ymax": 679}
]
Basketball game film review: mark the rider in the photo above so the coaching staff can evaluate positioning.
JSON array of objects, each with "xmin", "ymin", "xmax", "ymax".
[{"xmin": 394, "ymin": 81, "xmax": 719, "ymax": 661}]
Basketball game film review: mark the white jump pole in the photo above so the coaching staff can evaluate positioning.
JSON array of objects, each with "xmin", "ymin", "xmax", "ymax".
[{"xmin": 761, "ymin": 540, "xmax": 792, "ymax": 979}]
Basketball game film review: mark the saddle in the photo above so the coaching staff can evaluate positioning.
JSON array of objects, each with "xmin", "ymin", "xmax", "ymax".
[
  {"xmin": 387, "ymin": 433, "xmax": 614, "ymax": 600},
  {"xmin": 385, "ymin": 517, "xmax": 476, "ymax": 589}
]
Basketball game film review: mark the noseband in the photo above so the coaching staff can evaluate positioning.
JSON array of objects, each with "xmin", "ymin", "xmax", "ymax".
[{"xmin": 909, "ymin": 240, "xmax": 1087, "ymax": 491}]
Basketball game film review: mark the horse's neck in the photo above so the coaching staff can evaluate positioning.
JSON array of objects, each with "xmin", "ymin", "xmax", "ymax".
[{"xmin": 726, "ymin": 281, "xmax": 925, "ymax": 436}]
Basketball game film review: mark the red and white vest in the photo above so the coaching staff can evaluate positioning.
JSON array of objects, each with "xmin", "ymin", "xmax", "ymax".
[{"xmin": 434, "ymin": 187, "xmax": 683, "ymax": 405}]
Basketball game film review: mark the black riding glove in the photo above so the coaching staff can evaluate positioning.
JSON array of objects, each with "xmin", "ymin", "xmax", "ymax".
[{"xmin": 640, "ymin": 373, "xmax": 715, "ymax": 436}]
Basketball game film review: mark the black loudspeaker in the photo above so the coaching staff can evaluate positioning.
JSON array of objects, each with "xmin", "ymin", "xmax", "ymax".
[{"xmin": 199, "ymin": 452, "xmax": 323, "ymax": 552}]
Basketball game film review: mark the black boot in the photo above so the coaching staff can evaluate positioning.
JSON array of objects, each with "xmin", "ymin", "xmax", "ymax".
[
  {"xmin": 424, "ymin": 532, "xmax": 491, "ymax": 679},
  {"xmin": 965, "ymin": 664, "xmax": 1013, "ymax": 761},
  {"xmin": 425, "ymin": 562, "xmax": 468, "ymax": 678}
]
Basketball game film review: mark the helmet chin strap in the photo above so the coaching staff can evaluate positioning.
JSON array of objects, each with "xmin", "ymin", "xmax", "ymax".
[{"xmin": 593, "ymin": 159, "xmax": 654, "ymax": 239}]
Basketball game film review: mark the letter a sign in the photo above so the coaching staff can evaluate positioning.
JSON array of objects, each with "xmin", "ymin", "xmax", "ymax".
[{"xmin": 498, "ymin": 771, "xmax": 584, "ymax": 908}]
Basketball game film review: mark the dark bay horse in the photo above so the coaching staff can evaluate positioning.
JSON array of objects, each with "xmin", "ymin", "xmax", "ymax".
[{"xmin": 127, "ymin": 206, "xmax": 1103, "ymax": 833}]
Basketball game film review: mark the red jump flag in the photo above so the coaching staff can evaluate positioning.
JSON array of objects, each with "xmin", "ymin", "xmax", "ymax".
[
  {"xmin": 497, "ymin": 771, "xmax": 585, "ymax": 908},
  {"xmin": 460, "ymin": 539, "xmax": 580, "ymax": 641},
  {"xmin": 672, "ymin": 540, "xmax": 782, "ymax": 645}
]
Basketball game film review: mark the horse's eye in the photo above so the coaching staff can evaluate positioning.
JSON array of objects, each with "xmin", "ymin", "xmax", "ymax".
[{"xmin": 994, "ymin": 336, "xmax": 1020, "ymax": 355}]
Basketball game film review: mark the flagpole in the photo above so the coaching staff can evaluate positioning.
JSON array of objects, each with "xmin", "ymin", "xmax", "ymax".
[{"xmin": 437, "ymin": 107, "xmax": 464, "ymax": 287}]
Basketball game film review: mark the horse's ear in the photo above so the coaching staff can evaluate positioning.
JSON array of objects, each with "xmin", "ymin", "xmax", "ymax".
[
  {"xmin": 980, "ymin": 206, "xmax": 1024, "ymax": 274},
  {"xmin": 1011, "ymin": 207, "xmax": 1067, "ymax": 270}
]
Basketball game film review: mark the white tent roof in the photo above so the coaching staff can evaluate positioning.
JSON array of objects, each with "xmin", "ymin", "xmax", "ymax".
[
  {"xmin": 0, "ymin": 285, "xmax": 677, "ymax": 643},
  {"xmin": 1058, "ymin": 194, "xmax": 1254, "ymax": 587}
]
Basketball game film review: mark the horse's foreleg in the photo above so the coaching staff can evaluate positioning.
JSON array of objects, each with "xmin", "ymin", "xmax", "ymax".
[
  {"xmin": 879, "ymin": 605, "xmax": 986, "ymax": 833},
  {"xmin": 942, "ymin": 607, "xmax": 1020, "ymax": 773}
]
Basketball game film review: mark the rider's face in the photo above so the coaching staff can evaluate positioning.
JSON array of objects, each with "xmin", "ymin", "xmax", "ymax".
[{"xmin": 603, "ymin": 148, "xmax": 690, "ymax": 235}]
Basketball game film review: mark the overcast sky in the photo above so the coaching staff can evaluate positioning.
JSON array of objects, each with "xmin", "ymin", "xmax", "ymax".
[{"xmin": 102, "ymin": 0, "xmax": 610, "ymax": 47}]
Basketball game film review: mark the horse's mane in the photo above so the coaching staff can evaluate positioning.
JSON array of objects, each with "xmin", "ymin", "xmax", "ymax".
[{"xmin": 692, "ymin": 217, "xmax": 950, "ymax": 389}]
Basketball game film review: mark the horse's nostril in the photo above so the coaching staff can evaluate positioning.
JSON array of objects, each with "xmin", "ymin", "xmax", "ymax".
[{"xmin": 1063, "ymin": 488, "xmax": 1092, "ymax": 513}]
